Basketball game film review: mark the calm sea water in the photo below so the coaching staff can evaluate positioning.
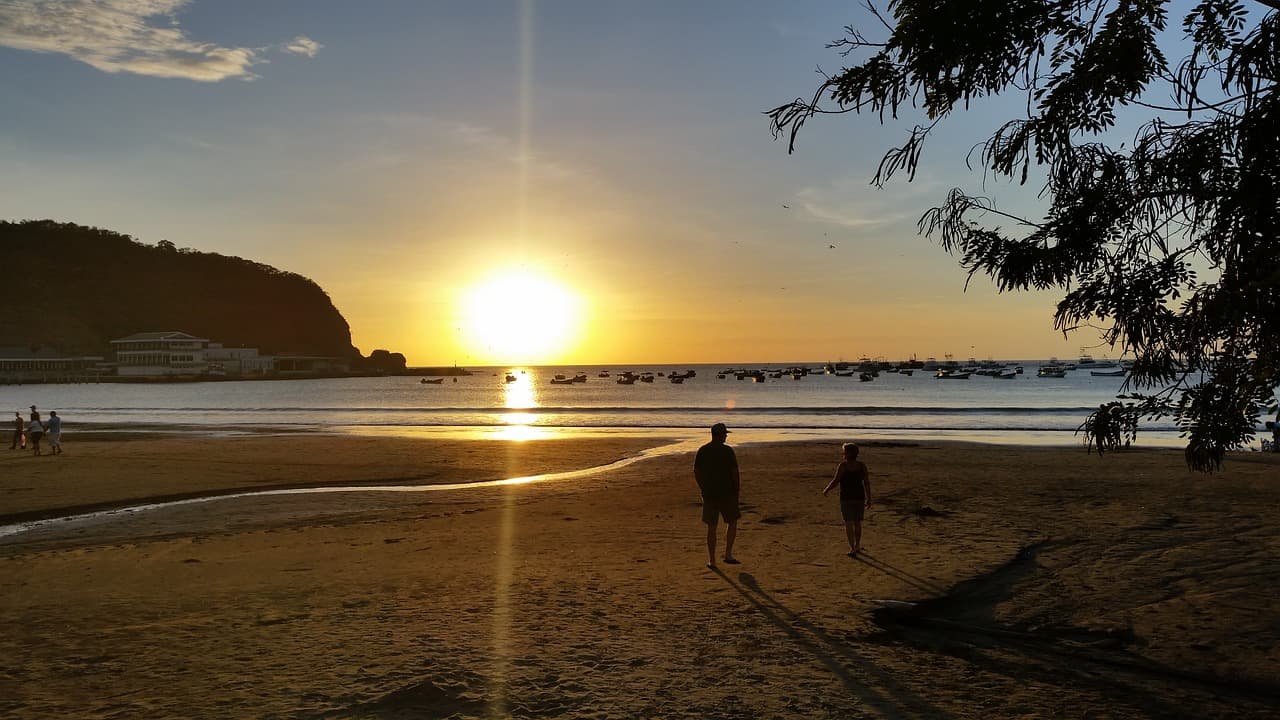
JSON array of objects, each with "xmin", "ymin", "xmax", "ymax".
[{"xmin": 2, "ymin": 362, "xmax": 1256, "ymax": 448}]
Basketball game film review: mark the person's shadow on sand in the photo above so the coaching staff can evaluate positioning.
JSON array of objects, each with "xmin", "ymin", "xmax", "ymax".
[
  {"xmin": 853, "ymin": 551, "xmax": 948, "ymax": 596},
  {"xmin": 713, "ymin": 568, "xmax": 947, "ymax": 719}
]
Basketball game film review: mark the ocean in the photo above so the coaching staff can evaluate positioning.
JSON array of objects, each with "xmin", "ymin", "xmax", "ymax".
[{"xmin": 3, "ymin": 361, "xmax": 1258, "ymax": 448}]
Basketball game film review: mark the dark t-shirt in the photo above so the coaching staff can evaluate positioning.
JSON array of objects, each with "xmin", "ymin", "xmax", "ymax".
[
  {"xmin": 837, "ymin": 461, "xmax": 867, "ymax": 501},
  {"xmin": 694, "ymin": 442, "xmax": 738, "ymax": 497}
]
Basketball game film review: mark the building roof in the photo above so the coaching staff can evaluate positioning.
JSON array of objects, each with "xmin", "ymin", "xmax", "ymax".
[{"xmin": 110, "ymin": 331, "xmax": 209, "ymax": 344}]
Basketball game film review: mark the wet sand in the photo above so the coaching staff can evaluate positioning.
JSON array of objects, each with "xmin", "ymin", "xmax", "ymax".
[{"xmin": 1, "ymin": 437, "xmax": 1278, "ymax": 718}]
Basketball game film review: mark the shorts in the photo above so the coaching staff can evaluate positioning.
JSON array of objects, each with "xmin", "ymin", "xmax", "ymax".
[
  {"xmin": 702, "ymin": 494, "xmax": 740, "ymax": 525},
  {"xmin": 840, "ymin": 498, "xmax": 866, "ymax": 523}
]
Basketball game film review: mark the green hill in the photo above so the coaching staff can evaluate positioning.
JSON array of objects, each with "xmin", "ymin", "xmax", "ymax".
[{"xmin": 0, "ymin": 220, "xmax": 360, "ymax": 359}]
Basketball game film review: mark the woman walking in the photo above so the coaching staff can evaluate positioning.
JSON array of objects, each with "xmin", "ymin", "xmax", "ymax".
[{"xmin": 27, "ymin": 407, "xmax": 44, "ymax": 456}]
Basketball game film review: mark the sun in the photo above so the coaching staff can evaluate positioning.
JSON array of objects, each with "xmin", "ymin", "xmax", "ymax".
[{"xmin": 460, "ymin": 267, "xmax": 583, "ymax": 363}]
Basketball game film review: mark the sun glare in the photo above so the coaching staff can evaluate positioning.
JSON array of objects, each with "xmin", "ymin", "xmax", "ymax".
[{"xmin": 460, "ymin": 268, "xmax": 582, "ymax": 363}]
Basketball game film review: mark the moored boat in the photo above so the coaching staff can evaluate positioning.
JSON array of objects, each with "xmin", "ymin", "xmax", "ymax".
[{"xmin": 1038, "ymin": 365, "xmax": 1066, "ymax": 378}]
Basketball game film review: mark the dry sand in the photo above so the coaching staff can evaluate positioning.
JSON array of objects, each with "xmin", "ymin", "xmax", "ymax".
[{"xmin": 2, "ymin": 436, "xmax": 1279, "ymax": 719}]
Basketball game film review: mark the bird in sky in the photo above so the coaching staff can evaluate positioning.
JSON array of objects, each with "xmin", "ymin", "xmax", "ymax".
[{"xmin": 781, "ymin": 204, "xmax": 790, "ymax": 209}]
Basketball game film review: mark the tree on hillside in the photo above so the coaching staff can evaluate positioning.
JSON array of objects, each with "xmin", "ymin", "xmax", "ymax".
[{"xmin": 769, "ymin": 0, "xmax": 1280, "ymax": 470}]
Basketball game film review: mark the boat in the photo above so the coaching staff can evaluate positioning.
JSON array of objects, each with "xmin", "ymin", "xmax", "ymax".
[
  {"xmin": 935, "ymin": 368, "xmax": 971, "ymax": 379},
  {"xmin": 597, "ymin": 370, "xmax": 611, "ymax": 378},
  {"xmin": 421, "ymin": 377, "xmax": 444, "ymax": 384},
  {"xmin": 616, "ymin": 375, "xmax": 636, "ymax": 385},
  {"xmin": 669, "ymin": 375, "xmax": 684, "ymax": 384},
  {"xmin": 549, "ymin": 377, "xmax": 575, "ymax": 385},
  {"xmin": 1077, "ymin": 351, "xmax": 1117, "ymax": 368},
  {"xmin": 834, "ymin": 371, "xmax": 855, "ymax": 377},
  {"xmin": 1038, "ymin": 365, "xmax": 1066, "ymax": 378},
  {"xmin": 1090, "ymin": 368, "xmax": 1126, "ymax": 377},
  {"xmin": 900, "ymin": 369, "xmax": 913, "ymax": 376},
  {"xmin": 996, "ymin": 368, "xmax": 1017, "ymax": 379},
  {"xmin": 504, "ymin": 374, "xmax": 517, "ymax": 383},
  {"xmin": 858, "ymin": 372, "xmax": 874, "ymax": 382},
  {"xmin": 572, "ymin": 373, "xmax": 588, "ymax": 383}
]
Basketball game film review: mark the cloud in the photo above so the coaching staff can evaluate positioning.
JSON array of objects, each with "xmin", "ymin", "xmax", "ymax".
[
  {"xmin": 283, "ymin": 35, "xmax": 321, "ymax": 58},
  {"xmin": 0, "ymin": 0, "xmax": 319, "ymax": 81},
  {"xmin": 795, "ymin": 182, "xmax": 907, "ymax": 228}
]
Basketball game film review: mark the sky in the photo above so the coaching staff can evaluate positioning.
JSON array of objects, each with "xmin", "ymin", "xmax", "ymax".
[{"xmin": 0, "ymin": 0, "xmax": 1116, "ymax": 366}]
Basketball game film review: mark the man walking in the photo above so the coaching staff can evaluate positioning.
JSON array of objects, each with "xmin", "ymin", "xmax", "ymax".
[
  {"xmin": 8, "ymin": 412, "xmax": 22, "ymax": 450},
  {"xmin": 694, "ymin": 422, "xmax": 740, "ymax": 569}
]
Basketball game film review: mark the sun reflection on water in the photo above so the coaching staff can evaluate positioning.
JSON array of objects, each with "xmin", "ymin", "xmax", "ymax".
[{"xmin": 497, "ymin": 369, "xmax": 548, "ymax": 440}]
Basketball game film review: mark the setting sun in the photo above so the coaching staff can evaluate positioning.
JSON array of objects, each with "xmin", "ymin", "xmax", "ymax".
[{"xmin": 459, "ymin": 267, "xmax": 583, "ymax": 364}]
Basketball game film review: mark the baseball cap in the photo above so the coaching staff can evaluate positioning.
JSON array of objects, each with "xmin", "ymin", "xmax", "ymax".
[{"xmin": 711, "ymin": 422, "xmax": 730, "ymax": 435}]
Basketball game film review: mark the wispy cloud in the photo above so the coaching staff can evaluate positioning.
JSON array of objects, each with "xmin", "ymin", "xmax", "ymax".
[
  {"xmin": 0, "ymin": 0, "xmax": 320, "ymax": 81},
  {"xmin": 283, "ymin": 35, "xmax": 321, "ymax": 58},
  {"xmin": 795, "ymin": 180, "xmax": 908, "ymax": 228}
]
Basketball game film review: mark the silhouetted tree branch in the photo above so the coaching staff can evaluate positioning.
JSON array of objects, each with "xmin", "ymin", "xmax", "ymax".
[{"xmin": 771, "ymin": 0, "xmax": 1280, "ymax": 470}]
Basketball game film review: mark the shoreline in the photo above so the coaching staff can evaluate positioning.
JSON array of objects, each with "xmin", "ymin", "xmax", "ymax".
[
  {"xmin": 0, "ymin": 433, "xmax": 1207, "ymax": 532},
  {"xmin": 1, "ymin": 431, "xmax": 1253, "ymax": 535}
]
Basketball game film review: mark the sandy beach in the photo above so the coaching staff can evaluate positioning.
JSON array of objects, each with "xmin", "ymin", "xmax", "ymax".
[{"xmin": 2, "ymin": 436, "xmax": 1279, "ymax": 719}]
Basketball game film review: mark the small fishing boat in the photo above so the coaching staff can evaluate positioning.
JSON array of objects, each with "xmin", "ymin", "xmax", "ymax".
[
  {"xmin": 1090, "ymin": 368, "xmax": 1126, "ymax": 377},
  {"xmin": 421, "ymin": 377, "xmax": 444, "ymax": 384}
]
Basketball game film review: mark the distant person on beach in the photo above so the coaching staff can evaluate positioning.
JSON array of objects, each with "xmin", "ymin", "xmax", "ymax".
[
  {"xmin": 47, "ymin": 410, "xmax": 62, "ymax": 455},
  {"xmin": 823, "ymin": 443, "xmax": 872, "ymax": 557},
  {"xmin": 694, "ymin": 422, "xmax": 740, "ymax": 569},
  {"xmin": 27, "ymin": 408, "xmax": 44, "ymax": 456},
  {"xmin": 9, "ymin": 412, "xmax": 23, "ymax": 450}
]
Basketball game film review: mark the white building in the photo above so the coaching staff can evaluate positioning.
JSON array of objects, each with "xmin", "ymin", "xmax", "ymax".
[
  {"xmin": 111, "ymin": 331, "xmax": 210, "ymax": 377},
  {"xmin": 204, "ymin": 343, "xmax": 274, "ymax": 376}
]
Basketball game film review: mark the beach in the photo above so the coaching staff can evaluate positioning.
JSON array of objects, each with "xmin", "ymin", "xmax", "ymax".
[{"xmin": 2, "ymin": 436, "xmax": 1278, "ymax": 718}]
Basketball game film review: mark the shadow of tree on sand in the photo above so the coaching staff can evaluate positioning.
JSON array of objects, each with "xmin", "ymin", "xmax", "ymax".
[{"xmin": 870, "ymin": 544, "xmax": 1280, "ymax": 718}]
